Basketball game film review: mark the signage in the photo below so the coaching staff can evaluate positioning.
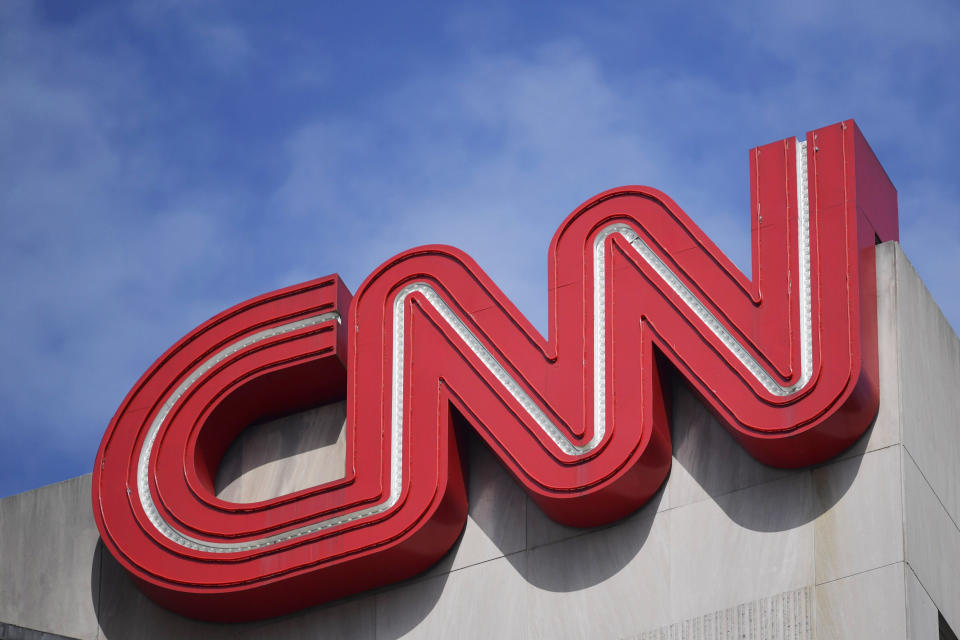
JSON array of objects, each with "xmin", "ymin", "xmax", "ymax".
[{"xmin": 92, "ymin": 120, "xmax": 898, "ymax": 621}]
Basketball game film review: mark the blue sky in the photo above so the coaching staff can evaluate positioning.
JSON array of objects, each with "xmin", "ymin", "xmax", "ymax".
[{"xmin": 1, "ymin": 0, "xmax": 957, "ymax": 497}]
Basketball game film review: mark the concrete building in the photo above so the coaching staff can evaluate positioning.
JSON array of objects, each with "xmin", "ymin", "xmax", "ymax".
[{"xmin": 1, "ymin": 242, "xmax": 958, "ymax": 638}]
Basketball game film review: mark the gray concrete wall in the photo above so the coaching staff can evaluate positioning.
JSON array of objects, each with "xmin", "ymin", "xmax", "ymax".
[
  {"xmin": 1, "ymin": 242, "xmax": 957, "ymax": 640},
  {"xmin": 214, "ymin": 399, "xmax": 347, "ymax": 503},
  {"xmin": 892, "ymin": 245, "xmax": 960, "ymax": 637},
  {"xmin": 0, "ymin": 475, "xmax": 100, "ymax": 640}
]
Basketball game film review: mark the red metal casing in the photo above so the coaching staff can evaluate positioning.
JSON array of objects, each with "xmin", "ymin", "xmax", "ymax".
[{"xmin": 92, "ymin": 120, "xmax": 898, "ymax": 621}]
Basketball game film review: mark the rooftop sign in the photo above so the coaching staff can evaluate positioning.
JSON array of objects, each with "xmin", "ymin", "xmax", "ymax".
[{"xmin": 92, "ymin": 120, "xmax": 898, "ymax": 621}]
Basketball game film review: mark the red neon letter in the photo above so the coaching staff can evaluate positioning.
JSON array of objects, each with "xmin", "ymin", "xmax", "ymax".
[{"xmin": 93, "ymin": 121, "xmax": 897, "ymax": 620}]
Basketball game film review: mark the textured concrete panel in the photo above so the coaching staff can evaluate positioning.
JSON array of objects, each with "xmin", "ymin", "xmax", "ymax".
[
  {"xmin": 95, "ymin": 545, "xmax": 237, "ymax": 640},
  {"xmin": 665, "ymin": 380, "xmax": 793, "ymax": 511},
  {"xmin": 446, "ymin": 434, "xmax": 526, "ymax": 571},
  {"xmin": 215, "ymin": 400, "xmax": 347, "ymax": 503},
  {"xmin": 816, "ymin": 562, "xmax": 907, "ymax": 640},
  {"xmin": 525, "ymin": 460, "xmax": 665, "ymax": 551},
  {"xmin": 905, "ymin": 564, "xmax": 939, "ymax": 640},
  {"xmin": 0, "ymin": 475, "xmax": 99, "ymax": 640},
  {"xmin": 668, "ymin": 472, "xmax": 815, "ymax": 622},
  {"xmin": 375, "ymin": 556, "xmax": 528, "ymax": 640},
  {"xmin": 423, "ymin": 431, "xmax": 527, "ymax": 577},
  {"xmin": 633, "ymin": 586, "xmax": 813, "ymax": 640},
  {"xmin": 524, "ymin": 500, "xmax": 669, "ymax": 638},
  {"xmin": 813, "ymin": 445, "xmax": 903, "ymax": 584},
  {"xmin": 238, "ymin": 593, "xmax": 377, "ymax": 640},
  {"xmin": 903, "ymin": 450, "xmax": 960, "ymax": 634},
  {"xmin": 95, "ymin": 542, "xmax": 377, "ymax": 640},
  {"xmin": 524, "ymin": 494, "xmax": 590, "ymax": 550},
  {"xmin": 896, "ymin": 245, "xmax": 960, "ymax": 532}
]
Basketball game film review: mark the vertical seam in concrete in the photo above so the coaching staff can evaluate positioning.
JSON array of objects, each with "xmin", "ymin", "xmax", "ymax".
[
  {"xmin": 893, "ymin": 245, "xmax": 904, "ymax": 451},
  {"xmin": 903, "ymin": 562, "xmax": 912, "ymax": 640},
  {"xmin": 893, "ymin": 245, "xmax": 914, "ymax": 640},
  {"xmin": 904, "ymin": 560, "xmax": 940, "ymax": 636},
  {"xmin": 899, "ymin": 443, "xmax": 909, "ymax": 639},
  {"xmin": 893, "ymin": 246, "xmax": 910, "ymax": 592}
]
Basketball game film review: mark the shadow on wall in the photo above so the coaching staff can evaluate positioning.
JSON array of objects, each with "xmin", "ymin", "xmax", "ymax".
[
  {"xmin": 494, "ymin": 365, "xmax": 867, "ymax": 594},
  {"xmin": 214, "ymin": 400, "xmax": 348, "ymax": 503},
  {"xmin": 91, "ymin": 365, "xmax": 869, "ymax": 639}
]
